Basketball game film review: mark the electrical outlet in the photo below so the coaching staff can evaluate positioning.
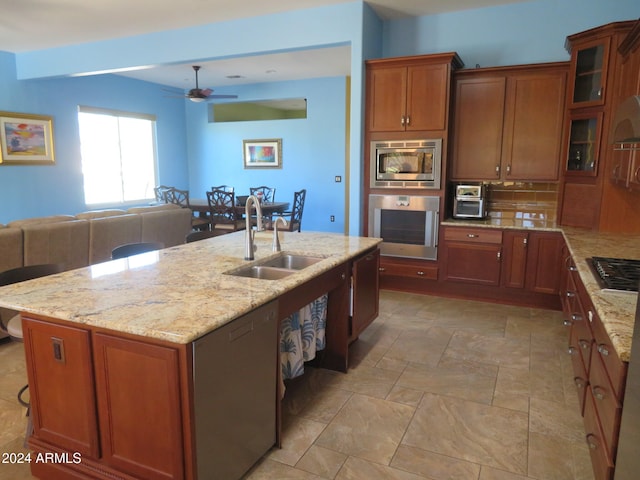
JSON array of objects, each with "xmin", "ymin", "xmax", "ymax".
[
  {"xmin": 335, "ymin": 176, "xmax": 342, "ymax": 182},
  {"xmin": 330, "ymin": 215, "xmax": 335, "ymax": 222}
]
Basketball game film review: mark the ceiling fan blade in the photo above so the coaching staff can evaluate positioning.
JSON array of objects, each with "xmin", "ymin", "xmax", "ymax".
[{"xmin": 208, "ymin": 94, "xmax": 239, "ymax": 99}]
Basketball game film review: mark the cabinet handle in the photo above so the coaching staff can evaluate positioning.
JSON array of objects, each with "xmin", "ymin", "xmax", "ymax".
[
  {"xmin": 566, "ymin": 291, "xmax": 576, "ymax": 298},
  {"xmin": 578, "ymin": 339, "xmax": 590, "ymax": 350},
  {"xmin": 597, "ymin": 344, "xmax": 610, "ymax": 356},
  {"xmin": 568, "ymin": 346, "xmax": 577, "ymax": 355},
  {"xmin": 496, "ymin": 251, "xmax": 501, "ymax": 260},
  {"xmin": 592, "ymin": 386, "xmax": 607, "ymax": 401},
  {"xmin": 495, "ymin": 165, "xmax": 500, "ymax": 176},
  {"xmin": 506, "ymin": 164, "xmax": 511, "ymax": 175},
  {"xmin": 378, "ymin": 267, "xmax": 386, "ymax": 272},
  {"xmin": 571, "ymin": 314, "xmax": 582, "ymax": 322},
  {"xmin": 597, "ymin": 87, "xmax": 603, "ymax": 98},
  {"xmin": 467, "ymin": 234, "xmax": 478, "ymax": 238},
  {"xmin": 574, "ymin": 377, "xmax": 586, "ymax": 389},
  {"xmin": 416, "ymin": 271, "xmax": 425, "ymax": 276},
  {"xmin": 406, "ymin": 115, "xmax": 410, "ymax": 126},
  {"xmin": 523, "ymin": 237, "xmax": 527, "ymax": 246},
  {"xmin": 400, "ymin": 116, "xmax": 405, "ymax": 126},
  {"xmin": 569, "ymin": 265, "xmax": 577, "ymax": 272},
  {"xmin": 365, "ymin": 255, "xmax": 374, "ymax": 261},
  {"xmin": 586, "ymin": 434, "xmax": 599, "ymax": 451},
  {"xmin": 563, "ymin": 319, "xmax": 573, "ymax": 327}
]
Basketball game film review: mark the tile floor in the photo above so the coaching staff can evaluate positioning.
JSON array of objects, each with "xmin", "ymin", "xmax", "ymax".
[{"xmin": 0, "ymin": 291, "xmax": 595, "ymax": 480}]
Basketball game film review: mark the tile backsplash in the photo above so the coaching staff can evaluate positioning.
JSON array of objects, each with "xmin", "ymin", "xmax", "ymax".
[{"xmin": 486, "ymin": 182, "xmax": 558, "ymax": 223}]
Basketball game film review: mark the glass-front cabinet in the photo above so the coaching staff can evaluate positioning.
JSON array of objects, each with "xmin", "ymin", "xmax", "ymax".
[
  {"xmin": 568, "ymin": 37, "xmax": 611, "ymax": 109},
  {"xmin": 565, "ymin": 110, "xmax": 603, "ymax": 176}
]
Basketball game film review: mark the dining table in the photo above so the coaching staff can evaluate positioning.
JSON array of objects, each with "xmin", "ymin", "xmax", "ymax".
[{"xmin": 189, "ymin": 198, "xmax": 290, "ymax": 217}]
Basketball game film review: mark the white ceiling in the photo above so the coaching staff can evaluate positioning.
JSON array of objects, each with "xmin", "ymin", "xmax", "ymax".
[{"xmin": 1, "ymin": 0, "xmax": 531, "ymax": 89}]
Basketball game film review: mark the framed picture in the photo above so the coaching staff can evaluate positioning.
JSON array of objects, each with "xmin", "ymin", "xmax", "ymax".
[
  {"xmin": 0, "ymin": 111, "xmax": 55, "ymax": 165},
  {"xmin": 243, "ymin": 138, "xmax": 282, "ymax": 169}
]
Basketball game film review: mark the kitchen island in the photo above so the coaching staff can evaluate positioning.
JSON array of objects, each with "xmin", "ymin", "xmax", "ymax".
[{"xmin": 0, "ymin": 230, "xmax": 381, "ymax": 480}]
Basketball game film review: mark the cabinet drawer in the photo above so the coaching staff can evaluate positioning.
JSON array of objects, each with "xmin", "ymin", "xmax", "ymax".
[
  {"xmin": 589, "ymin": 311, "xmax": 627, "ymax": 399},
  {"xmin": 568, "ymin": 325, "xmax": 589, "ymax": 415},
  {"xmin": 590, "ymin": 350, "xmax": 622, "ymax": 459},
  {"xmin": 583, "ymin": 389, "xmax": 614, "ymax": 480},
  {"xmin": 444, "ymin": 227, "xmax": 502, "ymax": 244},
  {"xmin": 379, "ymin": 261, "xmax": 438, "ymax": 280}
]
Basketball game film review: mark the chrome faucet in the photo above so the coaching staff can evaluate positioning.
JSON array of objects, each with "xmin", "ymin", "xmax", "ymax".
[
  {"xmin": 244, "ymin": 195, "xmax": 264, "ymax": 260},
  {"xmin": 271, "ymin": 216, "xmax": 288, "ymax": 252}
]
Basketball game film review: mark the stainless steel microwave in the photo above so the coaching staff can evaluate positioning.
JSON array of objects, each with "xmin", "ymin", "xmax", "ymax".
[{"xmin": 370, "ymin": 139, "xmax": 442, "ymax": 189}]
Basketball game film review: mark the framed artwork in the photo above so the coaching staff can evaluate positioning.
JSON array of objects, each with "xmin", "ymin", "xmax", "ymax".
[
  {"xmin": 243, "ymin": 138, "xmax": 282, "ymax": 169},
  {"xmin": 0, "ymin": 111, "xmax": 55, "ymax": 165}
]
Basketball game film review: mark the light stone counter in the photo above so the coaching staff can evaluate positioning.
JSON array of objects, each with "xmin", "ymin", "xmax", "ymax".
[
  {"xmin": 0, "ymin": 231, "xmax": 381, "ymax": 344},
  {"xmin": 443, "ymin": 217, "xmax": 639, "ymax": 362}
]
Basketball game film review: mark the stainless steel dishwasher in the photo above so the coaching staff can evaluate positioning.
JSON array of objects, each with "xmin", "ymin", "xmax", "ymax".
[{"xmin": 193, "ymin": 300, "xmax": 278, "ymax": 480}]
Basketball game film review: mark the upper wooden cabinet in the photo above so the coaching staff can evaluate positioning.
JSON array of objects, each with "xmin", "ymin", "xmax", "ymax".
[
  {"xmin": 558, "ymin": 20, "xmax": 637, "ymax": 231},
  {"xmin": 567, "ymin": 36, "xmax": 612, "ymax": 109},
  {"xmin": 366, "ymin": 53, "xmax": 463, "ymax": 133},
  {"xmin": 450, "ymin": 63, "xmax": 568, "ymax": 181}
]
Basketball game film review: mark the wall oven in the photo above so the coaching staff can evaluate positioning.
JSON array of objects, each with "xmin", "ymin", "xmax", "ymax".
[
  {"xmin": 370, "ymin": 139, "xmax": 442, "ymax": 189},
  {"xmin": 368, "ymin": 194, "xmax": 440, "ymax": 260}
]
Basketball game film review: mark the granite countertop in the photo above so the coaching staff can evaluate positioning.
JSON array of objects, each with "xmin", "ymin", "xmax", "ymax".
[
  {"xmin": 0, "ymin": 231, "xmax": 381, "ymax": 344},
  {"xmin": 443, "ymin": 216, "xmax": 639, "ymax": 362}
]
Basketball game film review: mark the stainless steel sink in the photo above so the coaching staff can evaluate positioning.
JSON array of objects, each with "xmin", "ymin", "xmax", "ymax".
[
  {"xmin": 225, "ymin": 253, "xmax": 324, "ymax": 280},
  {"xmin": 260, "ymin": 254, "xmax": 323, "ymax": 270},
  {"xmin": 227, "ymin": 265, "xmax": 295, "ymax": 280}
]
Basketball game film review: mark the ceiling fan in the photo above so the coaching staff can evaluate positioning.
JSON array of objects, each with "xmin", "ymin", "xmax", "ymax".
[{"xmin": 175, "ymin": 65, "xmax": 238, "ymax": 102}]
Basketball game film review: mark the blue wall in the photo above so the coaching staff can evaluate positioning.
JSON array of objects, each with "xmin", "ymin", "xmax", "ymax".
[
  {"xmin": 0, "ymin": 53, "xmax": 188, "ymax": 224},
  {"xmin": 383, "ymin": 0, "xmax": 640, "ymax": 67},
  {"xmin": 186, "ymin": 77, "xmax": 347, "ymax": 233}
]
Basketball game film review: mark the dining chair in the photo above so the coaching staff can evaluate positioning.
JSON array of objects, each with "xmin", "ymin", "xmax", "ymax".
[
  {"xmin": 211, "ymin": 185, "xmax": 234, "ymax": 193},
  {"xmin": 165, "ymin": 187, "xmax": 210, "ymax": 231},
  {"xmin": 206, "ymin": 189, "xmax": 246, "ymax": 231},
  {"xmin": 250, "ymin": 186, "xmax": 276, "ymax": 203},
  {"xmin": 153, "ymin": 185, "xmax": 172, "ymax": 204},
  {"xmin": 0, "ymin": 263, "xmax": 65, "ymax": 445},
  {"xmin": 111, "ymin": 242, "xmax": 164, "ymax": 259},
  {"xmin": 269, "ymin": 189, "xmax": 306, "ymax": 232}
]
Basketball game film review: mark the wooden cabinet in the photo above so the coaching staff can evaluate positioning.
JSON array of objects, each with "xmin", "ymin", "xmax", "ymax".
[
  {"xmin": 23, "ymin": 318, "xmax": 99, "ymax": 458},
  {"xmin": 351, "ymin": 248, "xmax": 380, "ymax": 340},
  {"xmin": 567, "ymin": 36, "xmax": 612, "ymax": 109},
  {"xmin": 443, "ymin": 227, "xmax": 502, "ymax": 285},
  {"xmin": 450, "ymin": 63, "xmax": 567, "ymax": 181},
  {"xmin": 23, "ymin": 316, "xmax": 190, "ymax": 480},
  {"xmin": 524, "ymin": 232, "xmax": 564, "ymax": 294},
  {"xmin": 560, "ymin": 253, "xmax": 628, "ymax": 480},
  {"xmin": 559, "ymin": 21, "xmax": 636, "ymax": 230},
  {"xmin": 366, "ymin": 53, "xmax": 462, "ymax": 133},
  {"xmin": 443, "ymin": 227, "xmax": 563, "ymax": 292},
  {"xmin": 93, "ymin": 333, "xmax": 185, "ymax": 480},
  {"xmin": 565, "ymin": 110, "xmax": 605, "ymax": 177}
]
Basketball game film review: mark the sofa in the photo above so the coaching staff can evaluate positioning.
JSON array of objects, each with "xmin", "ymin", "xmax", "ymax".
[{"xmin": 0, "ymin": 204, "xmax": 192, "ymax": 273}]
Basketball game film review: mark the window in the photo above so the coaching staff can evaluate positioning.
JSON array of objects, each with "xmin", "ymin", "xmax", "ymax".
[{"xmin": 78, "ymin": 106, "xmax": 157, "ymax": 205}]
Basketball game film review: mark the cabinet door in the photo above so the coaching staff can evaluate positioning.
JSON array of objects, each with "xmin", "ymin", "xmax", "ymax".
[
  {"xmin": 367, "ymin": 66, "xmax": 407, "ymax": 132},
  {"xmin": 502, "ymin": 71, "xmax": 566, "ymax": 180},
  {"xmin": 444, "ymin": 242, "xmax": 502, "ymax": 286},
  {"xmin": 406, "ymin": 63, "xmax": 448, "ymax": 131},
  {"xmin": 451, "ymin": 77, "xmax": 506, "ymax": 180},
  {"xmin": 93, "ymin": 334, "xmax": 185, "ymax": 480},
  {"xmin": 568, "ymin": 37, "xmax": 611, "ymax": 109},
  {"xmin": 525, "ymin": 232, "xmax": 563, "ymax": 295},
  {"xmin": 501, "ymin": 231, "xmax": 528, "ymax": 289},
  {"xmin": 23, "ymin": 318, "xmax": 100, "ymax": 458},
  {"xmin": 564, "ymin": 110, "xmax": 604, "ymax": 177},
  {"xmin": 351, "ymin": 249, "xmax": 380, "ymax": 340}
]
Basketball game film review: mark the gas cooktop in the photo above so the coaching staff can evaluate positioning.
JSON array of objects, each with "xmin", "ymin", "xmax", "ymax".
[{"xmin": 589, "ymin": 257, "xmax": 640, "ymax": 292}]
